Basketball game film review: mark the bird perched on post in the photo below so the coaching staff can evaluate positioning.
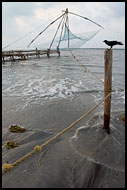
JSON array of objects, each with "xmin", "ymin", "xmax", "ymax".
[{"xmin": 103, "ymin": 40, "xmax": 123, "ymax": 49}]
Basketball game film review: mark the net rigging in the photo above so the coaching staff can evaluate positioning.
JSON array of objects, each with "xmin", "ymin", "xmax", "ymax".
[{"xmin": 27, "ymin": 8, "xmax": 104, "ymax": 50}]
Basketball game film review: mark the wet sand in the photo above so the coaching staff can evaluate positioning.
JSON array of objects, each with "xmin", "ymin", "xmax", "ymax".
[
  {"xmin": 2, "ymin": 93, "xmax": 125, "ymax": 188},
  {"xmin": 2, "ymin": 93, "xmax": 95, "ymax": 133}
]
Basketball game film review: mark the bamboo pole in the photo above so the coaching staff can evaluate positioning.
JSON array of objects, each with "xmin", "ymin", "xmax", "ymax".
[
  {"xmin": 103, "ymin": 49, "xmax": 112, "ymax": 134},
  {"xmin": 65, "ymin": 8, "xmax": 70, "ymax": 48},
  {"xmin": 62, "ymin": 10, "xmax": 104, "ymax": 29},
  {"xmin": 27, "ymin": 12, "xmax": 66, "ymax": 48},
  {"xmin": 49, "ymin": 14, "xmax": 64, "ymax": 50}
]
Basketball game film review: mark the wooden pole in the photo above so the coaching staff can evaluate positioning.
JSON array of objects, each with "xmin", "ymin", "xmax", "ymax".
[
  {"xmin": 47, "ymin": 49, "xmax": 50, "ymax": 57},
  {"xmin": 36, "ymin": 48, "xmax": 37, "ymax": 58},
  {"xmin": 57, "ymin": 46, "xmax": 60, "ymax": 56},
  {"xmin": 103, "ymin": 49, "xmax": 112, "ymax": 134}
]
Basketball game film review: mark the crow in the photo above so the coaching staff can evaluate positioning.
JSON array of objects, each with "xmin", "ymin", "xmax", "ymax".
[{"xmin": 103, "ymin": 40, "xmax": 123, "ymax": 49}]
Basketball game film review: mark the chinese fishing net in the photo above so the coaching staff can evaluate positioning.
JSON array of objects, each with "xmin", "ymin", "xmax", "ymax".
[
  {"xmin": 59, "ymin": 24, "xmax": 101, "ymax": 49},
  {"xmin": 36, "ymin": 23, "xmax": 101, "ymax": 50},
  {"xmin": 2, "ymin": 11, "xmax": 103, "ymax": 50}
]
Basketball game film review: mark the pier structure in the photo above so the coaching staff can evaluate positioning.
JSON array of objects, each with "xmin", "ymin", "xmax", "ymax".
[{"xmin": 2, "ymin": 48, "xmax": 60, "ymax": 62}]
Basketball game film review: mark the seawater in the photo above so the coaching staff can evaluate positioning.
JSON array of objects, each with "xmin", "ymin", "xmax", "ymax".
[{"xmin": 2, "ymin": 49, "xmax": 125, "ymax": 111}]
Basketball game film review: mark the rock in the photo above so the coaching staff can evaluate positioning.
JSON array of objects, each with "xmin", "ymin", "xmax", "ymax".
[
  {"xmin": 5, "ymin": 140, "xmax": 18, "ymax": 149},
  {"xmin": 9, "ymin": 124, "xmax": 26, "ymax": 133}
]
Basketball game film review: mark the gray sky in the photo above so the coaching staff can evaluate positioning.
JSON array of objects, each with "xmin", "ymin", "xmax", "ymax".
[{"xmin": 2, "ymin": 2, "xmax": 125, "ymax": 50}]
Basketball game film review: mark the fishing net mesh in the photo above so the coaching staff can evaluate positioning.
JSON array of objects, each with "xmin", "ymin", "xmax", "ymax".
[{"xmin": 37, "ymin": 24, "xmax": 101, "ymax": 50}]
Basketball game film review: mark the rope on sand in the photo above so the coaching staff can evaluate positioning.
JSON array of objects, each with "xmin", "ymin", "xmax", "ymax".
[{"xmin": 2, "ymin": 92, "xmax": 111, "ymax": 175}]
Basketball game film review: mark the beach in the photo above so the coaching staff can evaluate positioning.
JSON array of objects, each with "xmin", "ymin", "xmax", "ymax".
[
  {"xmin": 2, "ymin": 49, "xmax": 125, "ymax": 188},
  {"xmin": 2, "ymin": 107, "xmax": 125, "ymax": 188}
]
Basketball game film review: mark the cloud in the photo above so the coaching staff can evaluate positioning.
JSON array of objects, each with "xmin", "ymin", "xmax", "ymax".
[
  {"xmin": 103, "ymin": 2, "xmax": 125, "ymax": 17},
  {"xmin": 34, "ymin": 8, "xmax": 58, "ymax": 21},
  {"xmin": 15, "ymin": 16, "xmax": 32, "ymax": 32},
  {"xmin": 2, "ymin": 2, "xmax": 35, "ymax": 18}
]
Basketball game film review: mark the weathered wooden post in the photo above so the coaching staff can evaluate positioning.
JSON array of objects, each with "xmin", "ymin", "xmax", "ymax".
[
  {"xmin": 47, "ymin": 49, "xmax": 50, "ymax": 57},
  {"xmin": 36, "ymin": 48, "xmax": 38, "ymax": 58},
  {"xmin": 103, "ymin": 49, "xmax": 112, "ymax": 134},
  {"xmin": 2, "ymin": 55, "xmax": 5, "ymax": 63},
  {"xmin": 57, "ymin": 46, "xmax": 60, "ymax": 57}
]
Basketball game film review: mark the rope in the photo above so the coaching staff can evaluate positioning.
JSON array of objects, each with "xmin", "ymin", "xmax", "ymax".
[
  {"xmin": 2, "ymin": 91, "xmax": 111, "ymax": 175},
  {"xmin": 69, "ymin": 48, "xmax": 104, "ymax": 84}
]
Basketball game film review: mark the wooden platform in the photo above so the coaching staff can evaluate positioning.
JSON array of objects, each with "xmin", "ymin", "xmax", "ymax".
[{"xmin": 2, "ymin": 48, "xmax": 60, "ymax": 62}]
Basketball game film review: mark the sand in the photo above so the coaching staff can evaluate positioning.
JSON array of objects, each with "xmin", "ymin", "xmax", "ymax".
[{"xmin": 2, "ymin": 96, "xmax": 125, "ymax": 188}]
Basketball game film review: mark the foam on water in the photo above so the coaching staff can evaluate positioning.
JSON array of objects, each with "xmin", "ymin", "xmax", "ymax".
[{"xmin": 2, "ymin": 49, "xmax": 125, "ymax": 110}]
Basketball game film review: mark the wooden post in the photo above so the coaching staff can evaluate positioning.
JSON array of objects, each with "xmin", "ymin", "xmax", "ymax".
[
  {"xmin": 2, "ymin": 56, "xmax": 4, "ymax": 63},
  {"xmin": 57, "ymin": 46, "xmax": 60, "ymax": 57},
  {"xmin": 36, "ymin": 48, "xmax": 38, "ymax": 58},
  {"xmin": 103, "ymin": 49, "xmax": 112, "ymax": 134},
  {"xmin": 47, "ymin": 49, "xmax": 50, "ymax": 57}
]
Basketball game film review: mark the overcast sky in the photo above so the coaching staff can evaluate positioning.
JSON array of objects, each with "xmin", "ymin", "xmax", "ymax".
[{"xmin": 2, "ymin": 2, "xmax": 125, "ymax": 50}]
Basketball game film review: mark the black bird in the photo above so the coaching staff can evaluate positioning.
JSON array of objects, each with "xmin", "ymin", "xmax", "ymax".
[{"xmin": 103, "ymin": 40, "xmax": 123, "ymax": 49}]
